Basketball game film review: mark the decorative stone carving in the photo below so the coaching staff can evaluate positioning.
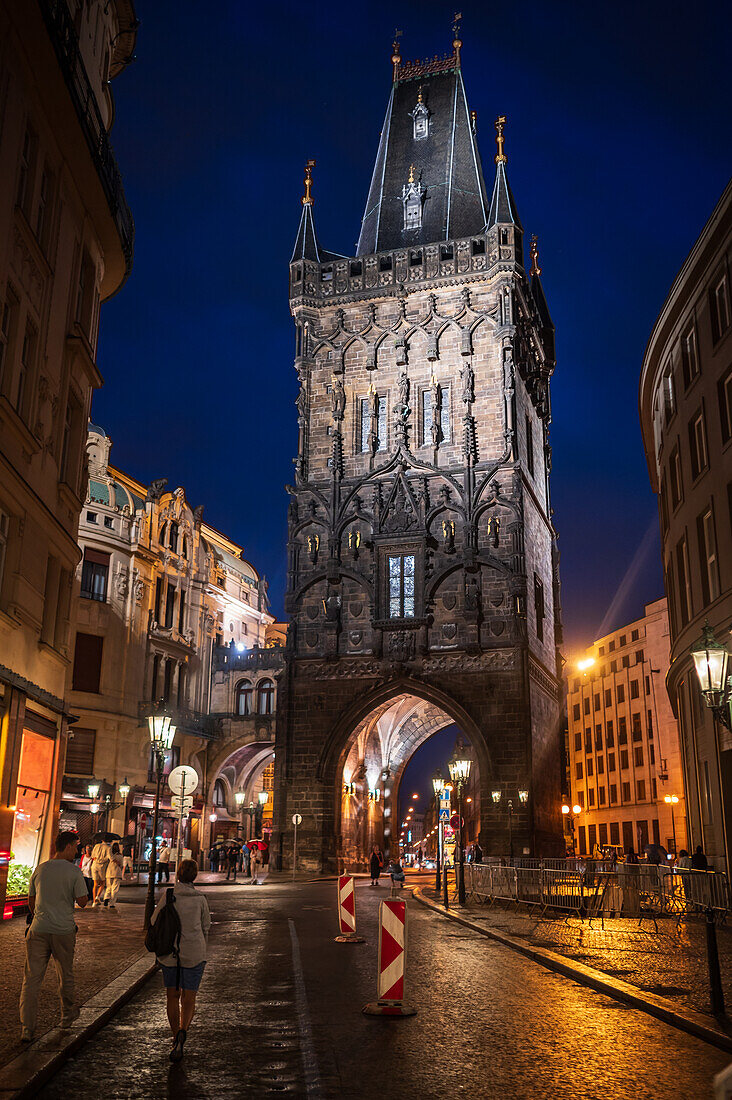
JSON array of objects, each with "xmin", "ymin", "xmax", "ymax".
[
  {"xmin": 386, "ymin": 631, "xmax": 415, "ymax": 662},
  {"xmin": 422, "ymin": 651, "xmax": 515, "ymax": 673}
]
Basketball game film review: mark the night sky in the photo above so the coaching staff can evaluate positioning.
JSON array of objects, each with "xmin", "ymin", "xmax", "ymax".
[{"xmin": 96, "ymin": 1, "xmax": 729, "ymax": 671}]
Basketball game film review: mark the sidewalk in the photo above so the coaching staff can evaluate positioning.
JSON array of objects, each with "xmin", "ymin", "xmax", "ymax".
[
  {"xmin": 420, "ymin": 885, "xmax": 732, "ymax": 1018},
  {"xmin": 0, "ymin": 897, "xmax": 150, "ymax": 1069}
]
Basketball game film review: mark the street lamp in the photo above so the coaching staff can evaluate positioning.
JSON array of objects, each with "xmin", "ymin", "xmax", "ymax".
[
  {"xmin": 258, "ymin": 791, "xmax": 269, "ymax": 806},
  {"xmin": 664, "ymin": 794, "xmax": 679, "ymax": 855},
  {"xmin": 143, "ymin": 706, "xmax": 176, "ymax": 929},
  {"xmin": 87, "ymin": 781, "xmax": 100, "ymax": 800},
  {"xmin": 118, "ymin": 777, "xmax": 130, "ymax": 799},
  {"xmin": 448, "ymin": 748, "xmax": 472, "ymax": 905},
  {"xmin": 235, "ymin": 790, "xmax": 246, "ymax": 839},
  {"xmin": 562, "ymin": 802, "xmax": 582, "ymax": 853},
  {"xmin": 691, "ymin": 620, "xmax": 732, "ymax": 874},
  {"xmin": 432, "ymin": 769, "xmax": 445, "ymax": 892}
]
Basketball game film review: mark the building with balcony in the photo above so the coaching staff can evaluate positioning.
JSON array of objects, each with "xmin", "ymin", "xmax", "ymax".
[
  {"xmin": 60, "ymin": 425, "xmax": 274, "ymax": 863},
  {"xmin": 566, "ymin": 599, "xmax": 687, "ymax": 858},
  {"xmin": 0, "ymin": 0, "xmax": 137, "ymax": 910},
  {"xmin": 640, "ymin": 180, "xmax": 732, "ymax": 872}
]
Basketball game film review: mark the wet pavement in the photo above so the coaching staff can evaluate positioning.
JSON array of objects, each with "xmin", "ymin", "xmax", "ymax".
[{"xmin": 30, "ymin": 877, "xmax": 732, "ymax": 1099}]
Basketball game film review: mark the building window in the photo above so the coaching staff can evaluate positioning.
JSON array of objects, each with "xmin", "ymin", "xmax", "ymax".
[
  {"xmin": 632, "ymin": 713, "xmax": 642, "ymax": 740},
  {"xmin": 622, "ymin": 655, "xmax": 630, "ymax": 668},
  {"xmin": 586, "ymin": 758, "xmax": 594, "ymax": 777},
  {"xmin": 574, "ymin": 731, "xmax": 582, "ymax": 751},
  {"xmin": 598, "ymin": 787, "xmax": 606, "ymax": 805},
  {"xmin": 60, "ymin": 391, "xmax": 83, "ymax": 491},
  {"xmin": 688, "ymin": 409, "xmax": 708, "ymax": 479},
  {"xmin": 606, "ymin": 721, "xmax": 614, "ymax": 747},
  {"xmin": 587, "ymin": 788, "xmax": 595, "ymax": 807},
  {"xmin": 697, "ymin": 507, "xmax": 720, "ymax": 605},
  {"xmin": 604, "ymin": 689, "xmax": 612, "ymax": 707},
  {"xmin": 719, "ymin": 367, "xmax": 732, "ymax": 444},
  {"xmin": 104, "ymin": 516, "xmax": 113, "ymax": 529},
  {"xmin": 593, "ymin": 693, "xmax": 601, "ymax": 711},
  {"xmin": 634, "ymin": 746, "xmax": 644, "ymax": 767},
  {"xmin": 388, "ymin": 553, "xmax": 415, "ymax": 619},
  {"xmin": 595, "ymin": 726, "xmax": 603, "ymax": 749},
  {"xmin": 616, "ymin": 684, "xmax": 625, "ymax": 704},
  {"xmin": 630, "ymin": 679, "xmax": 639, "ymax": 699},
  {"xmin": 620, "ymin": 749, "xmax": 629, "ymax": 770},
  {"xmin": 584, "ymin": 730, "xmax": 592, "ymax": 752},
  {"xmin": 0, "ymin": 288, "xmax": 18, "ymax": 390},
  {"xmin": 35, "ymin": 165, "xmax": 54, "ymax": 250},
  {"xmin": 573, "ymin": 703, "xmax": 580, "ymax": 721},
  {"xmin": 525, "ymin": 415, "xmax": 534, "ymax": 476},
  {"xmin": 583, "ymin": 698, "xmax": 590, "ymax": 715},
  {"xmin": 213, "ymin": 779, "xmax": 226, "ymax": 807},
  {"xmin": 662, "ymin": 366, "xmax": 675, "ymax": 425},
  {"xmin": 168, "ymin": 522, "xmax": 179, "ymax": 551},
  {"xmin": 636, "ymin": 779, "xmax": 646, "ymax": 801},
  {"xmin": 0, "ymin": 509, "xmax": 8, "ymax": 594},
  {"xmin": 257, "ymin": 678, "xmax": 275, "ymax": 715},
  {"xmin": 622, "ymin": 782, "xmax": 631, "ymax": 802},
  {"xmin": 65, "ymin": 727, "xmax": 96, "ymax": 775},
  {"xmin": 576, "ymin": 762, "xmax": 583, "ymax": 780},
  {"xmin": 608, "ymin": 640, "xmax": 615, "ymax": 652},
  {"xmin": 681, "ymin": 326, "xmax": 699, "ymax": 389},
  {"xmin": 533, "ymin": 574, "xmax": 545, "ymax": 642},
  {"xmin": 15, "ymin": 319, "xmax": 37, "ymax": 417},
  {"xmin": 597, "ymin": 756, "xmax": 604, "ymax": 775},
  {"xmin": 71, "ymin": 633, "xmax": 103, "ymax": 693},
  {"xmin": 360, "ymin": 395, "xmax": 387, "ymax": 453},
  {"xmin": 635, "ymin": 650, "xmax": 644, "ymax": 663},
  {"xmin": 16, "ymin": 125, "xmax": 37, "ymax": 215},
  {"xmin": 618, "ymin": 717, "xmax": 627, "ymax": 743},
  {"xmin": 669, "ymin": 445, "xmax": 683, "ymax": 509},
  {"xmin": 80, "ymin": 549, "xmax": 109, "ymax": 602},
  {"xmin": 675, "ymin": 536, "xmax": 693, "ymax": 626},
  {"xmin": 165, "ymin": 584, "xmax": 176, "ymax": 628},
  {"xmin": 577, "ymin": 791, "xmax": 585, "ymax": 809},
  {"xmin": 236, "ymin": 680, "xmax": 253, "ymax": 715},
  {"xmin": 710, "ymin": 275, "xmax": 730, "ymax": 343},
  {"xmin": 608, "ymin": 753, "xmax": 616, "ymax": 772}
]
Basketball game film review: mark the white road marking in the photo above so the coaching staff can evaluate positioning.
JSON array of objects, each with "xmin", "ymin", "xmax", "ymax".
[{"xmin": 288, "ymin": 918, "xmax": 323, "ymax": 1098}]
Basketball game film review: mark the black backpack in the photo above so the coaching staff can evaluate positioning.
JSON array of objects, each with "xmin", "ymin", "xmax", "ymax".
[{"xmin": 145, "ymin": 888, "xmax": 182, "ymax": 987}]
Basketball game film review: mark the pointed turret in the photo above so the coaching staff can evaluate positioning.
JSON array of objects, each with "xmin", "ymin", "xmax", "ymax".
[
  {"xmin": 486, "ymin": 116, "xmax": 524, "ymax": 267},
  {"xmin": 356, "ymin": 24, "xmax": 489, "ymax": 255},
  {"xmin": 529, "ymin": 234, "xmax": 555, "ymax": 362},
  {"xmin": 291, "ymin": 159, "xmax": 322, "ymax": 262}
]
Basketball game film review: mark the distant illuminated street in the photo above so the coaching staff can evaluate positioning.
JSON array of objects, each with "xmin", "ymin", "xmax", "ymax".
[{"xmin": 37, "ymin": 879, "xmax": 729, "ymax": 1099}]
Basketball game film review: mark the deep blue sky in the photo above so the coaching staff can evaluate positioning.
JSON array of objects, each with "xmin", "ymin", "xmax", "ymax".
[{"xmin": 96, "ymin": 1, "xmax": 729, "ymax": 657}]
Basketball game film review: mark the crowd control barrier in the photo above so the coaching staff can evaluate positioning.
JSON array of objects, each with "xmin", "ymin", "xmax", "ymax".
[{"xmin": 335, "ymin": 874, "xmax": 365, "ymax": 943}]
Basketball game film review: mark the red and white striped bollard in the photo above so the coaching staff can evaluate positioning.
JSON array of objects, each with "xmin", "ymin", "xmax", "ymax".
[
  {"xmin": 362, "ymin": 897, "xmax": 416, "ymax": 1016},
  {"xmin": 335, "ymin": 874, "xmax": 365, "ymax": 943}
]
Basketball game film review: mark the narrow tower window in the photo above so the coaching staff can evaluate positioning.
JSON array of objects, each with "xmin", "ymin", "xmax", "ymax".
[{"xmin": 388, "ymin": 554, "xmax": 415, "ymax": 619}]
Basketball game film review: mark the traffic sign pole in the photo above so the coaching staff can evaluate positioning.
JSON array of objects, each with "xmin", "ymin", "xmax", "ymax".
[{"xmin": 292, "ymin": 813, "xmax": 302, "ymax": 881}]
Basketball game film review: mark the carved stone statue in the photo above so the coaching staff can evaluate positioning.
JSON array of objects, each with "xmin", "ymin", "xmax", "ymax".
[
  {"xmin": 331, "ymin": 376, "xmax": 346, "ymax": 420},
  {"xmin": 465, "ymin": 574, "xmax": 480, "ymax": 611},
  {"xmin": 323, "ymin": 592, "xmax": 341, "ymax": 623},
  {"xmin": 146, "ymin": 477, "xmax": 168, "ymax": 503},
  {"xmin": 430, "ymin": 378, "xmax": 441, "ymax": 448},
  {"xmin": 296, "ymin": 384, "xmax": 307, "ymax": 421},
  {"xmin": 193, "ymin": 505, "xmax": 204, "ymax": 525},
  {"xmin": 397, "ymin": 368, "xmax": 410, "ymax": 409},
  {"xmin": 460, "ymin": 361, "xmax": 475, "ymax": 404}
]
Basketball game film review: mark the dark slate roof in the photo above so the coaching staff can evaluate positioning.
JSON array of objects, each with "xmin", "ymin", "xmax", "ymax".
[
  {"xmin": 291, "ymin": 203, "xmax": 321, "ymax": 263},
  {"xmin": 486, "ymin": 160, "xmax": 522, "ymax": 229},
  {"xmin": 356, "ymin": 67, "xmax": 490, "ymax": 255}
]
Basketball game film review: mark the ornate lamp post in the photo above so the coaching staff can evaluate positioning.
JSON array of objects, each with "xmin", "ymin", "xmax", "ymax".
[
  {"xmin": 562, "ymin": 802, "xmax": 582, "ymax": 854},
  {"xmin": 143, "ymin": 706, "xmax": 176, "ymax": 929},
  {"xmin": 448, "ymin": 749, "xmax": 472, "ymax": 905},
  {"xmin": 691, "ymin": 621, "xmax": 731, "ymax": 874},
  {"xmin": 432, "ymin": 769, "xmax": 445, "ymax": 892},
  {"xmin": 235, "ymin": 790, "xmax": 246, "ymax": 838}
]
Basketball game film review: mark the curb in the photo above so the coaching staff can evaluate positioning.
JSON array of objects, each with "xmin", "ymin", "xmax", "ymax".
[
  {"xmin": 412, "ymin": 886, "xmax": 732, "ymax": 1054},
  {"xmin": 0, "ymin": 954, "xmax": 157, "ymax": 1099}
]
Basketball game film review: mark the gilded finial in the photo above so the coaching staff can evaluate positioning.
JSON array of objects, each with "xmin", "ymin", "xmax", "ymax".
[
  {"xmin": 417, "ymin": 85, "xmax": 423, "ymax": 104},
  {"xmin": 452, "ymin": 11, "xmax": 462, "ymax": 60},
  {"xmin": 408, "ymin": 163, "xmax": 415, "ymax": 185},
  {"xmin": 392, "ymin": 28, "xmax": 402, "ymax": 82},
  {"xmin": 530, "ymin": 235, "xmax": 541, "ymax": 277},
  {"xmin": 494, "ymin": 115, "xmax": 507, "ymax": 164},
  {"xmin": 302, "ymin": 159, "xmax": 316, "ymax": 206},
  {"xmin": 470, "ymin": 109, "xmax": 477, "ymax": 135}
]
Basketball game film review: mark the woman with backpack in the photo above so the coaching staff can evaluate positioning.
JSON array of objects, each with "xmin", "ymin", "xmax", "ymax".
[{"xmin": 149, "ymin": 858, "xmax": 210, "ymax": 1062}]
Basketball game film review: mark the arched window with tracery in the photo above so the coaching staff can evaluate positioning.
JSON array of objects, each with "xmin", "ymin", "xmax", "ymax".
[
  {"xmin": 257, "ymin": 678, "xmax": 275, "ymax": 715},
  {"xmin": 181, "ymin": 535, "xmax": 189, "ymax": 560},
  {"xmin": 236, "ymin": 679, "xmax": 253, "ymax": 715},
  {"xmin": 169, "ymin": 521, "xmax": 179, "ymax": 551},
  {"xmin": 213, "ymin": 778, "xmax": 226, "ymax": 807}
]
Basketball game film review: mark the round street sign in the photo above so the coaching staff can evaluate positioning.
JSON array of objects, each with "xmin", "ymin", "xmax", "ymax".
[
  {"xmin": 292, "ymin": 814, "xmax": 302, "ymax": 826},
  {"xmin": 450, "ymin": 813, "xmax": 464, "ymax": 829},
  {"xmin": 168, "ymin": 765, "xmax": 199, "ymax": 796}
]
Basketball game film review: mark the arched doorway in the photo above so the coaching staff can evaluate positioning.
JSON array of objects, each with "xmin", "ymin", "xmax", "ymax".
[
  {"xmin": 335, "ymin": 690, "xmax": 484, "ymax": 870},
  {"xmin": 207, "ymin": 742, "xmax": 276, "ymax": 849}
]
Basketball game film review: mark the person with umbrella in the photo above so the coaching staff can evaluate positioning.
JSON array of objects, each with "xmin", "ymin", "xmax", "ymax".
[{"xmin": 225, "ymin": 841, "xmax": 239, "ymax": 883}]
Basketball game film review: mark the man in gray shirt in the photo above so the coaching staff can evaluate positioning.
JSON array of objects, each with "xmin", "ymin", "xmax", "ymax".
[{"xmin": 19, "ymin": 831, "xmax": 88, "ymax": 1041}]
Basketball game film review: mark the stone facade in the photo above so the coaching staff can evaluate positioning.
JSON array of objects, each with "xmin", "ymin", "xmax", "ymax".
[
  {"xmin": 0, "ymin": 0, "xmax": 136, "ymax": 910},
  {"xmin": 271, "ymin": 41, "xmax": 564, "ymax": 873},
  {"xmin": 640, "ymin": 179, "xmax": 732, "ymax": 871},
  {"xmin": 61, "ymin": 426, "xmax": 273, "ymax": 863},
  {"xmin": 566, "ymin": 598, "xmax": 688, "ymax": 858}
]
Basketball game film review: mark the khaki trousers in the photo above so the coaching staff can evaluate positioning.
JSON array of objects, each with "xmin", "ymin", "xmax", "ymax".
[
  {"xmin": 20, "ymin": 927, "xmax": 77, "ymax": 1032},
  {"xmin": 104, "ymin": 877, "xmax": 121, "ymax": 904}
]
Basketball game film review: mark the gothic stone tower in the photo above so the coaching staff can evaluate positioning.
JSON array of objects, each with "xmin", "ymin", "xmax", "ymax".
[{"xmin": 271, "ymin": 31, "xmax": 564, "ymax": 872}]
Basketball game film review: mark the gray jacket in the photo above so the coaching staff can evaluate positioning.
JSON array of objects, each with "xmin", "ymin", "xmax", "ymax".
[{"xmin": 151, "ymin": 882, "xmax": 211, "ymax": 967}]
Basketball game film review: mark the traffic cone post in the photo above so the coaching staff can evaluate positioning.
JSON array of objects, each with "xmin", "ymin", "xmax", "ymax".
[
  {"xmin": 362, "ymin": 898, "xmax": 416, "ymax": 1017},
  {"xmin": 335, "ymin": 874, "xmax": 365, "ymax": 943}
]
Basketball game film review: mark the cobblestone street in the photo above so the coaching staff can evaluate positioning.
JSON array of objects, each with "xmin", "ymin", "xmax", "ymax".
[{"xmin": 25, "ymin": 879, "xmax": 731, "ymax": 1099}]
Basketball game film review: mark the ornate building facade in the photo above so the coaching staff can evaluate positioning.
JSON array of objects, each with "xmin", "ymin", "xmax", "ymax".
[
  {"xmin": 640, "ymin": 179, "xmax": 732, "ymax": 871},
  {"xmin": 0, "ymin": 1, "xmax": 137, "ymax": 911},
  {"xmin": 271, "ymin": 31, "xmax": 564, "ymax": 873},
  {"xmin": 60, "ymin": 426, "xmax": 274, "ymax": 863}
]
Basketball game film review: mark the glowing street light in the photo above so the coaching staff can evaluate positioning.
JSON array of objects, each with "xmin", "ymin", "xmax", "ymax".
[{"xmin": 664, "ymin": 794, "xmax": 680, "ymax": 855}]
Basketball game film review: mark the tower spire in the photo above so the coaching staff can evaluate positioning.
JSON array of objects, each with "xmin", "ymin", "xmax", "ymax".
[
  {"xmin": 302, "ymin": 158, "xmax": 316, "ymax": 206},
  {"xmin": 452, "ymin": 12, "xmax": 462, "ymax": 65},
  {"xmin": 391, "ymin": 28, "xmax": 402, "ymax": 82},
  {"xmin": 292, "ymin": 158, "xmax": 321, "ymax": 262},
  {"xmin": 495, "ymin": 115, "xmax": 507, "ymax": 164}
]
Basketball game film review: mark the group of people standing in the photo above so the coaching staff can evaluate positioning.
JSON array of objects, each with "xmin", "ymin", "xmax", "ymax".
[
  {"xmin": 79, "ymin": 839, "xmax": 124, "ymax": 908},
  {"xmin": 209, "ymin": 841, "xmax": 265, "ymax": 884}
]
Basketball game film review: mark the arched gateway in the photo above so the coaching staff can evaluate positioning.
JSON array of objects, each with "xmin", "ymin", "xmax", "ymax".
[{"xmin": 271, "ymin": 37, "xmax": 564, "ymax": 873}]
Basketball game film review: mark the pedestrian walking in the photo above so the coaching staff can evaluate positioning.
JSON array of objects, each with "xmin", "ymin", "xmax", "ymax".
[
  {"xmin": 677, "ymin": 849, "xmax": 692, "ymax": 869},
  {"xmin": 241, "ymin": 843, "xmax": 251, "ymax": 879},
  {"xmin": 157, "ymin": 841, "xmax": 172, "ymax": 883},
  {"xmin": 80, "ymin": 845, "xmax": 94, "ymax": 900},
  {"xmin": 691, "ymin": 845, "xmax": 709, "ymax": 870},
  {"xmin": 90, "ymin": 837, "xmax": 110, "ymax": 907},
  {"xmin": 149, "ymin": 858, "xmax": 210, "ymax": 1063},
  {"xmin": 369, "ymin": 845, "xmax": 383, "ymax": 887},
  {"xmin": 104, "ymin": 842, "xmax": 124, "ymax": 908},
  {"xmin": 209, "ymin": 845, "xmax": 219, "ymax": 873},
  {"xmin": 250, "ymin": 847, "xmax": 262, "ymax": 885},
  {"xmin": 225, "ymin": 844, "xmax": 238, "ymax": 882},
  {"xmin": 121, "ymin": 836, "xmax": 134, "ymax": 877},
  {"xmin": 473, "ymin": 841, "xmax": 483, "ymax": 864},
  {"xmin": 19, "ymin": 831, "xmax": 89, "ymax": 1041}
]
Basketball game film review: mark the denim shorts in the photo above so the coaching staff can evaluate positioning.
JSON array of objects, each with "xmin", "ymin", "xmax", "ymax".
[{"xmin": 160, "ymin": 961, "xmax": 206, "ymax": 991}]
